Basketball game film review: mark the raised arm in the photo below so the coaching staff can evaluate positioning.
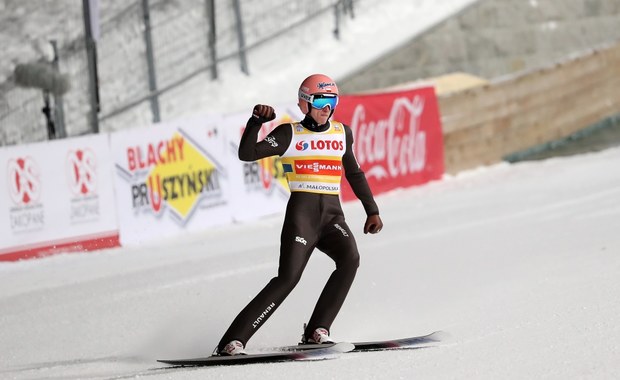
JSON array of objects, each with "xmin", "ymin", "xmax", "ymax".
[{"xmin": 238, "ymin": 105, "xmax": 290, "ymax": 161}]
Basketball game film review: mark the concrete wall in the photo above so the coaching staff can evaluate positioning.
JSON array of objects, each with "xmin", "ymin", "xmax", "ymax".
[
  {"xmin": 438, "ymin": 41, "xmax": 620, "ymax": 174},
  {"xmin": 340, "ymin": 0, "xmax": 620, "ymax": 93}
]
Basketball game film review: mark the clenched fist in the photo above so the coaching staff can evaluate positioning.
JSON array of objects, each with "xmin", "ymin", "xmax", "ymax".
[
  {"xmin": 364, "ymin": 214, "xmax": 383, "ymax": 234},
  {"xmin": 252, "ymin": 104, "xmax": 276, "ymax": 124}
]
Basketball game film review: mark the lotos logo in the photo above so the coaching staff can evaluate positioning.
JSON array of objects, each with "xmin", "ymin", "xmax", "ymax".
[
  {"xmin": 349, "ymin": 95, "xmax": 427, "ymax": 179},
  {"xmin": 7, "ymin": 157, "xmax": 41, "ymax": 206},
  {"xmin": 67, "ymin": 149, "xmax": 97, "ymax": 196},
  {"xmin": 295, "ymin": 140, "xmax": 344, "ymax": 151},
  {"xmin": 296, "ymin": 141, "xmax": 309, "ymax": 151}
]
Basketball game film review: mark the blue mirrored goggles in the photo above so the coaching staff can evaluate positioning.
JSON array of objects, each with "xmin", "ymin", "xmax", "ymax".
[{"xmin": 310, "ymin": 94, "xmax": 339, "ymax": 110}]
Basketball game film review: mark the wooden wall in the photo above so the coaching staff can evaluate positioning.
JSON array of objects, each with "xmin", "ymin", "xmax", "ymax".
[{"xmin": 438, "ymin": 41, "xmax": 620, "ymax": 174}]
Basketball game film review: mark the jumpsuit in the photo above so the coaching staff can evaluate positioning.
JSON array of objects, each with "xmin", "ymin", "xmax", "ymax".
[{"xmin": 217, "ymin": 114, "xmax": 379, "ymax": 351}]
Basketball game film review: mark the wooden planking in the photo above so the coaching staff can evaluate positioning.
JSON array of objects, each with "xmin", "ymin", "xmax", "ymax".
[{"xmin": 439, "ymin": 41, "xmax": 620, "ymax": 174}]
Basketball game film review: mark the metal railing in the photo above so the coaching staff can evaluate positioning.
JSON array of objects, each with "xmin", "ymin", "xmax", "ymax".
[{"xmin": 0, "ymin": 0, "xmax": 356, "ymax": 146}]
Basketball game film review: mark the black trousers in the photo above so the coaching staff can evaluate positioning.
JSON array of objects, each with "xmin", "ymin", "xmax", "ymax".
[{"xmin": 217, "ymin": 192, "xmax": 360, "ymax": 350}]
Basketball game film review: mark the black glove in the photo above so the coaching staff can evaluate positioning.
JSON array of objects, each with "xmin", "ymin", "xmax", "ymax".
[
  {"xmin": 364, "ymin": 214, "xmax": 383, "ymax": 234},
  {"xmin": 252, "ymin": 104, "xmax": 276, "ymax": 124}
]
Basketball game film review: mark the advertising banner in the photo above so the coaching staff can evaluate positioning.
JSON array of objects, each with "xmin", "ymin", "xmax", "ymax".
[
  {"xmin": 225, "ymin": 104, "xmax": 303, "ymax": 222},
  {"xmin": 0, "ymin": 134, "xmax": 119, "ymax": 261},
  {"xmin": 0, "ymin": 86, "xmax": 444, "ymax": 260},
  {"xmin": 110, "ymin": 114, "xmax": 233, "ymax": 245},
  {"xmin": 333, "ymin": 85, "xmax": 444, "ymax": 201}
]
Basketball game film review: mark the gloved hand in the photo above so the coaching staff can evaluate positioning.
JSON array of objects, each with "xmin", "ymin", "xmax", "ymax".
[
  {"xmin": 252, "ymin": 104, "xmax": 276, "ymax": 124},
  {"xmin": 364, "ymin": 214, "xmax": 383, "ymax": 234}
]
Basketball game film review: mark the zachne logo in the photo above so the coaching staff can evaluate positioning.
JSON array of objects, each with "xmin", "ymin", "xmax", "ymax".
[
  {"xmin": 7, "ymin": 157, "xmax": 41, "ymax": 206},
  {"xmin": 67, "ymin": 149, "xmax": 97, "ymax": 196}
]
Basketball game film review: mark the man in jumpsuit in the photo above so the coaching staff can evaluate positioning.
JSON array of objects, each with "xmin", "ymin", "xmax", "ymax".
[{"xmin": 217, "ymin": 74, "xmax": 383, "ymax": 355}]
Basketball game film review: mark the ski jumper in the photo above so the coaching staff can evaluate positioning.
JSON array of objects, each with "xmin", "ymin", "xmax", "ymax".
[{"xmin": 217, "ymin": 115, "xmax": 379, "ymax": 351}]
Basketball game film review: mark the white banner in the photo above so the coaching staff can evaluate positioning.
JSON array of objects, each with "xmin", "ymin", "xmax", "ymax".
[
  {"xmin": 0, "ymin": 134, "xmax": 119, "ymax": 261},
  {"xmin": 110, "ymin": 114, "xmax": 233, "ymax": 246}
]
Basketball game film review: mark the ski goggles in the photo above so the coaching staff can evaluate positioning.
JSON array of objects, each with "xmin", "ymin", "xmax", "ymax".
[{"xmin": 300, "ymin": 91, "xmax": 339, "ymax": 110}]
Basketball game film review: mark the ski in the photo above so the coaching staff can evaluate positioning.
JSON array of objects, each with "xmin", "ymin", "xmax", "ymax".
[
  {"xmin": 157, "ymin": 342, "xmax": 354, "ymax": 367},
  {"xmin": 275, "ymin": 331, "xmax": 445, "ymax": 352},
  {"xmin": 156, "ymin": 331, "xmax": 444, "ymax": 367},
  {"xmin": 351, "ymin": 330, "xmax": 445, "ymax": 352}
]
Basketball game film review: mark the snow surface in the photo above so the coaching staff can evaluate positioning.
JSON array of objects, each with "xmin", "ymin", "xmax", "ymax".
[
  {"xmin": 2, "ymin": 0, "xmax": 619, "ymax": 378},
  {"xmin": 1, "ymin": 146, "xmax": 620, "ymax": 379}
]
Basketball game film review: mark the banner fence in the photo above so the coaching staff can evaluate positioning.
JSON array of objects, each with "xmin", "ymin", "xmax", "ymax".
[{"xmin": 0, "ymin": 85, "xmax": 443, "ymax": 261}]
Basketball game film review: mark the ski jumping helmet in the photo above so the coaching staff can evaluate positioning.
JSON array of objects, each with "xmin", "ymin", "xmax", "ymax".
[{"xmin": 297, "ymin": 74, "xmax": 339, "ymax": 115}]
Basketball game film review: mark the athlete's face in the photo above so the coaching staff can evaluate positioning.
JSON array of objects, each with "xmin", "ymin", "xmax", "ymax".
[{"xmin": 309, "ymin": 104, "xmax": 331, "ymax": 125}]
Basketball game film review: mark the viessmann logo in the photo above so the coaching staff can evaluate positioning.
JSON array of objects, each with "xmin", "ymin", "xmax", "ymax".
[
  {"xmin": 295, "ymin": 140, "xmax": 344, "ymax": 151},
  {"xmin": 294, "ymin": 160, "xmax": 342, "ymax": 176},
  {"xmin": 121, "ymin": 131, "xmax": 224, "ymax": 223}
]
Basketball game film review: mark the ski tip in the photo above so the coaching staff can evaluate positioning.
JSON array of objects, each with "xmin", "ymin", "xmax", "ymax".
[{"xmin": 429, "ymin": 330, "xmax": 451, "ymax": 342}]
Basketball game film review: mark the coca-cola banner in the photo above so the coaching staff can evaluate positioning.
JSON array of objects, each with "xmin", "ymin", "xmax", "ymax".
[{"xmin": 334, "ymin": 86, "xmax": 444, "ymax": 201}]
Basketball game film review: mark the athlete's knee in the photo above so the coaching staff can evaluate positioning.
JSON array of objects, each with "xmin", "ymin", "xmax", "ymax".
[
  {"xmin": 337, "ymin": 250, "xmax": 360, "ymax": 271},
  {"xmin": 274, "ymin": 269, "xmax": 304, "ymax": 291},
  {"xmin": 351, "ymin": 251, "xmax": 360, "ymax": 269}
]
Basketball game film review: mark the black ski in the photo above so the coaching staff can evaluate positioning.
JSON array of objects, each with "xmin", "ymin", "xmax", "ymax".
[
  {"xmin": 157, "ymin": 331, "xmax": 444, "ymax": 367},
  {"xmin": 157, "ymin": 342, "xmax": 354, "ymax": 367},
  {"xmin": 275, "ymin": 331, "xmax": 445, "ymax": 352}
]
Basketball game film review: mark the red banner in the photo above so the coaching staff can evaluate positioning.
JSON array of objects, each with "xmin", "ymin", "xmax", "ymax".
[{"xmin": 334, "ymin": 86, "xmax": 444, "ymax": 202}]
